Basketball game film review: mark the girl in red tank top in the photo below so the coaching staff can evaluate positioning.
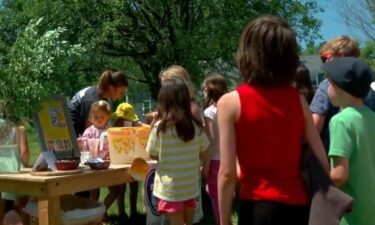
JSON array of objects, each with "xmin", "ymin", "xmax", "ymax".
[{"xmin": 217, "ymin": 15, "xmax": 329, "ymax": 225}]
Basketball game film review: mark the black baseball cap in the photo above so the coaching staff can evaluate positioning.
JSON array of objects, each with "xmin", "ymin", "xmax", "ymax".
[{"xmin": 322, "ymin": 57, "xmax": 374, "ymax": 98}]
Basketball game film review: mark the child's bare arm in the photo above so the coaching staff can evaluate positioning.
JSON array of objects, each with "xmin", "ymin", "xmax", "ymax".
[
  {"xmin": 300, "ymin": 96, "xmax": 330, "ymax": 174},
  {"xmin": 18, "ymin": 125, "xmax": 30, "ymax": 167},
  {"xmin": 330, "ymin": 156, "xmax": 349, "ymax": 187},
  {"xmin": 218, "ymin": 91, "xmax": 239, "ymax": 225},
  {"xmin": 199, "ymin": 150, "xmax": 209, "ymax": 161},
  {"xmin": 312, "ymin": 113, "xmax": 326, "ymax": 132}
]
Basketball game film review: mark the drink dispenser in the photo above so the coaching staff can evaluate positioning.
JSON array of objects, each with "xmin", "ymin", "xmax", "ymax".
[
  {"xmin": 100, "ymin": 124, "xmax": 151, "ymax": 164},
  {"xmin": 0, "ymin": 118, "xmax": 21, "ymax": 172}
]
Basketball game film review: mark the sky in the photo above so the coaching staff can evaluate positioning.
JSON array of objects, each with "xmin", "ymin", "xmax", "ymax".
[{"xmin": 315, "ymin": 0, "xmax": 363, "ymax": 44}]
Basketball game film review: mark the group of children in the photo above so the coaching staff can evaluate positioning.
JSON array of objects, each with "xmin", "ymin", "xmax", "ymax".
[
  {"xmin": 3, "ymin": 14, "xmax": 375, "ymax": 225},
  {"xmin": 76, "ymin": 27, "xmax": 375, "ymax": 225},
  {"xmin": 79, "ymin": 100, "xmax": 142, "ymax": 221},
  {"xmin": 145, "ymin": 17, "xmax": 375, "ymax": 225},
  {"xmin": 78, "ymin": 64, "xmax": 228, "ymax": 225}
]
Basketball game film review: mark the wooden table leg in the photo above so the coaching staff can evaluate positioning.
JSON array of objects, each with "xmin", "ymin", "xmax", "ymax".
[
  {"xmin": 0, "ymin": 193, "xmax": 4, "ymax": 225},
  {"xmin": 38, "ymin": 196, "xmax": 60, "ymax": 225}
]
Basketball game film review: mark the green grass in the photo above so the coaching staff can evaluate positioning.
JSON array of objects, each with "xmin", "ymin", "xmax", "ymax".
[{"xmin": 27, "ymin": 130, "xmax": 237, "ymax": 225}]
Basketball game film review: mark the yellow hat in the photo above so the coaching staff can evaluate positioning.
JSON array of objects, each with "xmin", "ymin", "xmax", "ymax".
[{"xmin": 114, "ymin": 103, "xmax": 139, "ymax": 122}]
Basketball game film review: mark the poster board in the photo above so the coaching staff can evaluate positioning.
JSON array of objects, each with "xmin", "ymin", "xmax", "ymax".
[{"xmin": 33, "ymin": 96, "xmax": 80, "ymax": 159}]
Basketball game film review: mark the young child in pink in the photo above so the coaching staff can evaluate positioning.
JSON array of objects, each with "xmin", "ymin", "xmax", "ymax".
[
  {"xmin": 201, "ymin": 72, "xmax": 227, "ymax": 225},
  {"xmin": 82, "ymin": 100, "xmax": 111, "ymax": 159},
  {"xmin": 81, "ymin": 100, "xmax": 117, "ymax": 220}
]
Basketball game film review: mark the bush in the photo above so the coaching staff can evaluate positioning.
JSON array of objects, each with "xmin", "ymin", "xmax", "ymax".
[{"xmin": 0, "ymin": 18, "xmax": 85, "ymax": 122}]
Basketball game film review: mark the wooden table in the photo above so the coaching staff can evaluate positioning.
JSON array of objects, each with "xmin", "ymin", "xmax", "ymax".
[{"xmin": 0, "ymin": 165, "xmax": 132, "ymax": 225}]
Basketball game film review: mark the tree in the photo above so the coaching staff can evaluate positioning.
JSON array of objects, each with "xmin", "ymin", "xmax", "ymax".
[
  {"xmin": 335, "ymin": 0, "xmax": 375, "ymax": 42},
  {"xmin": 302, "ymin": 41, "xmax": 326, "ymax": 55},
  {"xmin": 361, "ymin": 41, "xmax": 375, "ymax": 68},
  {"xmin": 96, "ymin": 0, "xmax": 322, "ymax": 98},
  {"xmin": 0, "ymin": 19, "xmax": 85, "ymax": 122},
  {"xmin": 0, "ymin": 0, "xmax": 323, "ymax": 102},
  {"xmin": 0, "ymin": 0, "xmax": 122, "ymax": 95}
]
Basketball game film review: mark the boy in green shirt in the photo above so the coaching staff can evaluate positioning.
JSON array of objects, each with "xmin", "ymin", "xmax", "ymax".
[{"xmin": 324, "ymin": 57, "xmax": 375, "ymax": 225}]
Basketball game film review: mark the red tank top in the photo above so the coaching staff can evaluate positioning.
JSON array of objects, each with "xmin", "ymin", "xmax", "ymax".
[{"xmin": 236, "ymin": 84, "xmax": 308, "ymax": 205}]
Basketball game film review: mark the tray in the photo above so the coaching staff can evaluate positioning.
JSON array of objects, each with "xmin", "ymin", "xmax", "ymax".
[{"xmin": 30, "ymin": 168, "xmax": 84, "ymax": 176}]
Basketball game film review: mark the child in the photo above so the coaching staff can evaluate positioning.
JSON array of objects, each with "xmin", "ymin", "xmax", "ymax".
[
  {"xmin": 217, "ymin": 15, "xmax": 329, "ymax": 225},
  {"xmin": 310, "ymin": 36, "xmax": 361, "ymax": 150},
  {"xmin": 159, "ymin": 65, "xmax": 203, "ymax": 122},
  {"xmin": 146, "ymin": 77, "xmax": 209, "ymax": 225},
  {"xmin": 82, "ymin": 100, "xmax": 111, "ymax": 160},
  {"xmin": 81, "ymin": 100, "xmax": 118, "ymax": 220},
  {"xmin": 295, "ymin": 64, "xmax": 315, "ymax": 104},
  {"xmin": 112, "ymin": 102, "xmax": 141, "ymax": 220},
  {"xmin": 201, "ymin": 72, "xmax": 227, "ymax": 225},
  {"xmin": 324, "ymin": 57, "xmax": 375, "ymax": 225},
  {"xmin": 113, "ymin": 102, "xmax": 142, "ymax": 127}
]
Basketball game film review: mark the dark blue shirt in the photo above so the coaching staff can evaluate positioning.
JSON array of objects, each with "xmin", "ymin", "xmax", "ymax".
[{"xmin": 68, "ymin": 86, "xmax": 103, "ymax": 136}]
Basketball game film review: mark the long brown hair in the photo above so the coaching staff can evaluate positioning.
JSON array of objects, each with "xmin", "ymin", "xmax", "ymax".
[
  {"xmin": 156, "ymin": 78, "xmax": 202, "ymax": 142},
  {"xmin": 237, "ymin": 15, "xmax": 298, "ymax": 86},
  {"xmin": 295, "ymin": 65, "xmax": 314, "ymax": 104},
  {"xmin": 202, "ymin": 72, "xmax": 227, "ymax": 108},
  {"xmin": 98, "ymin": 70, "xmax": 128, "ymax": 94}
]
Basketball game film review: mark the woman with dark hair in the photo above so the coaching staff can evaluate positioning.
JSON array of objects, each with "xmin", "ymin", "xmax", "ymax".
[{"xmin": 69, "ymin": 70, "xmax": 128, "ymax": 137}]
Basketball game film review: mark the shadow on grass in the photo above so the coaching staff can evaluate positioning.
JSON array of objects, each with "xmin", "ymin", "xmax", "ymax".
[{"xmin": 106, "ymin": 213, "xmax": 146, "ymax": 225}]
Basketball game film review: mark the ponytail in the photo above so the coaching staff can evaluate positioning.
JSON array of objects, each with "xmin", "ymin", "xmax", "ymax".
[{"xmin": 98, "ymin": 70, "xmax": 129, "ymax": 94}]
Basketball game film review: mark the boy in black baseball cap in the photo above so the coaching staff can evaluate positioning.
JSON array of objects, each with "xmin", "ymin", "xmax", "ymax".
[{"xmin": 323, "ymin": 57, "xmax": 375, "ymax": 225}]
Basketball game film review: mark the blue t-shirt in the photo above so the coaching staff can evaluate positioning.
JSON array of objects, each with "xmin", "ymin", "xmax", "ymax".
[
  {"xmin": 310, "ymin": 79, "xmax": 339, "ymax": 151},
  {"xmin": 310, "ymin": 79, "xmax": 375, "ymax": 152}
]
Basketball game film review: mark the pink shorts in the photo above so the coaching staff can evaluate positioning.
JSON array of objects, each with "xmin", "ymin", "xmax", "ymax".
[{"xmin": 157, "ymin": 198, "xmax": 196, "ymax": 213}]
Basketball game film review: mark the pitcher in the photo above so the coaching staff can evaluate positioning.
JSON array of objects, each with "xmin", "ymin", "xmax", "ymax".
[{"xmin": 0, "ymin": 117, "xmax": 21, "ymax": 172}]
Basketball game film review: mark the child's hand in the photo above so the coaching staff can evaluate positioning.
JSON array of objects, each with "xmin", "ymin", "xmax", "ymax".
[
  {"xmin": 98, "ymin": 151, "xmax": 110, "ymax": 160},
  {"xmin": 201, "ymin": 160, "xmax": 210, "ymax": 178},
  {"xmin": 104, "ymin": 152, "xmax": 110, "ymax": 160}
]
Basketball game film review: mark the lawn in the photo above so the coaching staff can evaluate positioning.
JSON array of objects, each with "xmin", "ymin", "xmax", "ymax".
[{"xmin": 26, "ymin": 130, "xmax": 237, "ymax": 225}]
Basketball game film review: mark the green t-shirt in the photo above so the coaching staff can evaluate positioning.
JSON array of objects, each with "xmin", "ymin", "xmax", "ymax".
[{"xmin": 329, "ymin": 106, "xmax": 375, "ymax": 225}]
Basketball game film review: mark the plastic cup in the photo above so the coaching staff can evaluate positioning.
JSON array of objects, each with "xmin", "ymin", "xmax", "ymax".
[
  {"xmin": 87, "ymin": 138, "xmax": 99, "ymax": 158},
  {"xmin": 80, "ymin": 151, "xmax": 89, "ymax": 165},
  {"xmin": 130, "ymin": 158, "xmax": 152, "ymax": 181}
]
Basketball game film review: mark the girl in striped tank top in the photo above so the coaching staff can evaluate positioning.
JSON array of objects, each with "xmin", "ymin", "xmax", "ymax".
[{"xmin": 146, "ymin": 75, "xmax": 209, "ymax": 225}]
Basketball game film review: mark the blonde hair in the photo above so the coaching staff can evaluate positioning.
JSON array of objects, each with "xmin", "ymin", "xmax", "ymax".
[
  {"xmin": 159, "ymin": 65, "xmax": 196, "ymax": 99},
  {"xmin": 320, "ymin": 35, "xmax": 360, "ymax": 58},
  {"xmin": 89, "ymin": 100, "xmax": 111, "ymax": 122}
]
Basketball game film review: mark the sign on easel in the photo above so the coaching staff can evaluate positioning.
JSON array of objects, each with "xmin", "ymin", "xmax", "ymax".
[
  {"xmin": 31, "ymin": 151, "xmax": 57, "ymax": 172},
  {"xmin": 33, "ymin": 96, "xmax": 80, "ymax": 160}
]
